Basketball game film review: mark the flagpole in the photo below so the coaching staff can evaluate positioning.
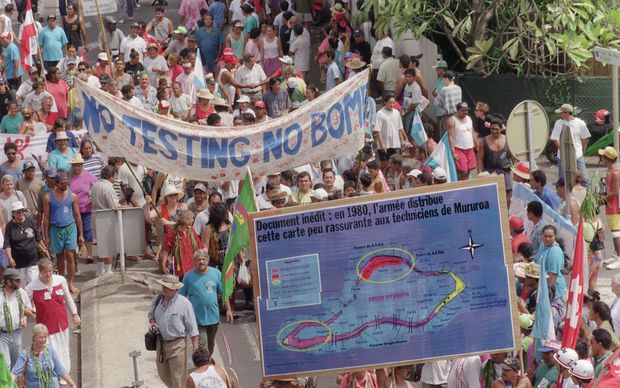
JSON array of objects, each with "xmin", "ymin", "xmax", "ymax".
[
  {"xmin": 245, "ymin": 166, "xmax": 259, "ymax": 212},
  {"xmin": 121, "ymin": 157, "xmax": 162, "ymax": 219},
  {"xmin": 90, "ymin": 0, "xmax": 113, "ymax": 66}
]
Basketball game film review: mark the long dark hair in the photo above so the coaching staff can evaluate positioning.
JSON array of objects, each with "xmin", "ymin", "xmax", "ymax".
[{"xmin": 207, "ymin": 202, "xmax": 229, "ymax": 228}]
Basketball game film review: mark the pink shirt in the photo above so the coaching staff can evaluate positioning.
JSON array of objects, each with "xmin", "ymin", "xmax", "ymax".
[
  {"xmin": 46, "ymin": 80, "xmax": 69, "ymax": 119},
  {"xmin": 70, "ymin": 171, "xmax": 97, "ymax": 213}
]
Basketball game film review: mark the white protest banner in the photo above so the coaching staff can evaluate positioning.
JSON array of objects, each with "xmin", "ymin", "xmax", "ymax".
[
  {"xmin": 80, "ymin": 0, "xmax": 117, "ymax": 17},
  {"xmin": 76, "ymin": 70, "xmax": 368, "ymax": 182},
  {"xmin": 0, "ymin": 130, "xmax": 87, "ymax": 177},
  {"xmin": 509, "ymin": 182, "xmax": 577, "ymax": 261}
]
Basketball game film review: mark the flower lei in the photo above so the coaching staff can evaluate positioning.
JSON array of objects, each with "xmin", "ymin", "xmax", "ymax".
[
  {"xmin": 32, "ymin": 348, "xmax": 54, "ymax": 388},
  {"xmin": 3, "ymin": 287, "xmax": 23, "ymax": 335},
  {"xmin": 173, "ymin": 227, "xmax": 198, "ymax": 274}
]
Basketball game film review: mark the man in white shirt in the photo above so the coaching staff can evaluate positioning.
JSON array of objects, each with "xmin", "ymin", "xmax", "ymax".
[
  {"xmin": 175, "ymin": 60, "xmax": 197, "ymax": 103},
  {"xmin": 121, "ymin": 85, "xmax": 145, "ymax": 109},
  {"xmin": 229, "ymin": 0, "xmax": 247, "ymax": 24},
  {"xmin": 550, "ymin": 103, "xmax": 591, "ymax": 186},
  {"xmin": 373, "ymin": 93, "xmax": 406, "ymax": 172},
  {"xmin": 447, "ymin": 357, "xmax": 482, "ymax": 388},
  {"xmin": 119, "ymin": 23, "xmax": 147, "ymax": 62},
  {"xmin": 234, "ymin": 53, "xmax": 267, "ymax": 102}
]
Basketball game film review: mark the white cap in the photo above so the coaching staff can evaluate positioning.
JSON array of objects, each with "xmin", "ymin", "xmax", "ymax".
[
  {"xmin": 432, "ymin": 167, "xmax": 447, "ymax": 180},
  {"xmin": 11, "ymin": 201, "xmax": 25, "ymax": 212},
  {"xmin": 407, "ymin": 169, "xmax": 422, "ymax": 178},
  {"xmin": 237, "ymin": 95, "xmax": 251, "ymax": 103},
  {"xmin": 97, "ymin": 52, "xmax": 109, "ymax": 61},
  {"xmin": 312, "ymin": 188, "xmax": 328, "ymax": 201},
  {"xmin": 279, "ymin": 56, "xmax": 293, "ymax": 65}
]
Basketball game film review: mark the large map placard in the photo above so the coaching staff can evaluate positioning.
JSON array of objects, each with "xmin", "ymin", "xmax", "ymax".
[{"xmin": 249, "ymin": 176, "xmax": 520, "ymax": 379}]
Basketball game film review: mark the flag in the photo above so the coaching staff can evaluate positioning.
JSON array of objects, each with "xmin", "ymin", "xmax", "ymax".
[
  {"xmin": 561, "ymin": 217, "xmax": 585, "ymax": 348},
  {"xmin": 20, "ymin": 0, "xmax": 37, "ymax": 72},
  {"xmin": 532, "ymin": 252, "xmax": 556, "ymax": 342},
  {"xmin": 192, "ymin": 48, "xmax": 206, "ymax": 90},
  {"xmin": 222, "ymin": 168, "xmax": 257, "ymax": 301},
  {"xmin": 409, "ymin": 108, "xmax": 427, "ymax": 146},
  {"xmin": 423, "ymin": 133, "xmax": 458, "ymax": 182}
]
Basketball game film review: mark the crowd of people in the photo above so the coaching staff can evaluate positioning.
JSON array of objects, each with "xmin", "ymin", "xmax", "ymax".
[{"xmin": 0, "ymin": 0, "xmax": 614, "ymax": 386}]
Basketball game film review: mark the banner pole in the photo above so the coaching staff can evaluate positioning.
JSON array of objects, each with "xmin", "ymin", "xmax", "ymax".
[
  {"xmin": 90, "ymin": 0, "xmax": 112, "ymax": 65},
  {"xmin": 122, "ymin": 158, "xmax": 162, "ymax": 219}
]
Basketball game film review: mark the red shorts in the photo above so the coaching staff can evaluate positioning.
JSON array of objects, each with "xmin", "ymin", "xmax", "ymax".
[{"xmin": 454, "ymin": 147, "xmax": 476, "ymax": 172}]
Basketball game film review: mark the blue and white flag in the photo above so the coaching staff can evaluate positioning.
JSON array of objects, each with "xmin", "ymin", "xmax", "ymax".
[
  {"xmin": 532, "ymin": 254, "xmax": 556, "ymax": 342},
  {"xmin": 423, "ymin": 133, "xmax": 458, "ymax": 182},
  {"xmin": 409, "ymin": 109, "xmax": 427, "ymax": 146},
  {"xmin": 192, "ymin": 48, "xmax": 206, "ymax": 90}
]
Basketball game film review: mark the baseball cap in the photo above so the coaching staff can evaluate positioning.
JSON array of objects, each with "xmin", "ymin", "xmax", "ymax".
[
  {"xmin": 182, "ymin": 62, "xmax": 192, "ymax": 68},
  {"xmin": 22, "ymin": 161, "xmax": 35, "ymax": 171},
  {"xmin": 519, "ymin": 313, "xmax": 534, "ymax": 330},
  {"xmin": 3, "ymin": 268, "xmax": 20, "ymax": 279},
  {"xmin": 456, "ymin": 101, "xmax": 469, "ymax": 110},
  {"xmin": 352, "ymin": 29, "xmax": 362, "ymax": 36},
  {"xmin": 501, "ymin": 357, "xmax": 521, "ymax": 371},
  {"xmin": 254, "ymin": 100, "xmax": 266, "ymax": 109},
  {"xmin": 287, "ymin": 77, "xmax": 298, "ymax": 89},
  {"xmin": 432, "ymin": 167, "xmax": 447, "ymax": 180},
  {"xmin": 28, "ymin": 68, "xmax": 39, "ymax": 74},
  {"xmin": 432, "ymin": 59, "xmax": 448, "ymax": 69},
  {"xmin": 43, "ymin": 167, "xmax": 57, "ymax": 178},
  {"xmin": 10, "ymin": 201, "xmax": 26, "ymax": 212},
  {"xmin": 97, "ymin": 52, "xmax": 109, "ymax": 61},
  {"xmin": 130, "ymin": 22, "xmax": 140, "ymax": 28},
  {"xmin": 555, "ymin": 103, "xmax": 574, "ymax": 114},
  {"xmin": 174, "ymin": 26, "xmax": 187, "ymax": 35},
  {"xmin": 598, "ymin": 146, "xmax": 619, "ymax": 160},
  {"xmin": 539, "ymin": 339, "xmax": 561, "ymax": 353},
  {"xmin": 0, "ymin": 77, "xmax": 7, "ymax": 85},
  {"xmin": 55, "ymin": 171, "xmax": 69, "ymax": 181},
  {"xmin": 407, "ymin": 169, "xmax": 422, "ymax": 178},
  {"xmin": 312, "ymin": 188, "xmax": 328, "ymax": 201},
  {"xmin": 508, "ymin": 215, "xmax": 523, "ymax": 230},
  {"xmin": 0, "ymin": 32, "xmax": 10, "ymax": 39},
  {"xmin": 47, "ymin": 13, "xmax": 56, "ymax": 19},
  {"xmin": 237, "ymin": 95, "xmax": 251, "ymax": 103},
  {"xmin": 66, "ymin": 57, "xmax": 77, "ymax": 65},
  {"xmin": 193, "ymin": 183, "xmax": 207, "ymax": 192}
]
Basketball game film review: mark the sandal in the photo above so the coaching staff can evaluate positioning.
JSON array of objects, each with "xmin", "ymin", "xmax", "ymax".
[{"xmin": 70, "ymin": 287, "xmax": 80, "ymax": 295}]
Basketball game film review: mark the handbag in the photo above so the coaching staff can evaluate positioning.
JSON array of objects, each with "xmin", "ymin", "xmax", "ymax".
[{"xmin": 145, "ymin": 295, "xmax": 163, "ymax": 351}]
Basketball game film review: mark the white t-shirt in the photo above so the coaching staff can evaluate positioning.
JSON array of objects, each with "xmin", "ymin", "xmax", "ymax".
[
  {"xmin": 170, "ymin": 94, "xmax": 192, "ymax": 118},
  {"xmin": 120, "ymin": 36, "xmax": 147, "ymax": 61},
  {"xmin": 403, "ymin": 81, "xmax": 424, "ymax": 111},
  {"xmin": 550, "ymin": 117, "xmax": 591, "ymax": 159},
  {"xmin": 118, "ymin": 163, "xmax": 146, "ymax": 207},
  {"xmin": 229, "ymin": 0, "xmax": 246, "ymax": 23},
  {"xmin": 370, "ymin": 36, "xmax": 394, "ymax": 69},
  {"xmin": 420, "ymin": 360, "xmax": 450, "ymax": 385},
  {"xmin": 326, "ymin": 62, "xmax": 340, "ymax": 90},
  {"xmin": 126, "ymin": 96, "xmax": 144, "ymax": 109},
  {"xmin": 374, "ymin": 107, "xmax": 403, "ymax": 149}
]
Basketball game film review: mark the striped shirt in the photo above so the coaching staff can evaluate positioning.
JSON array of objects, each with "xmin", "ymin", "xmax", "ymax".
[
  {"xmin": 436, "ymin": 84, "xmax": 462, "ymax": 116},
  {"xmin": 82, "ymin": 154, "xmax": 106, "ymax": 179}
]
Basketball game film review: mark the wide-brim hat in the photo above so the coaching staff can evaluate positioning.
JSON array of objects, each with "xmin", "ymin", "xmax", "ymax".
[
  {"xmin": 10, "ymin": 201, "xmax": 26, "ymax": 212},
  {"xmin": 161, "ymin": 184, "xmax": 183, "ymax": 199},
  {"xmin": 555, "ymin": 103, "xmax": 574, "ymax": 114},
  {"xmin": 157, "ymin": 274, "xmax": 184, "ymax": 290},
  {"xmin": 212, "ymin": 97, "xmax": 229, "ymax": 108},
  {"xmin": 345, "ymin": 57, "xmax": 366, "ymax": 69},
  {"xmin": 330, "ymin": 3, "xmax": 345, "ymax": 13},
  {"xmin": 524, "ymin": 262, "xmax": 543, "ymax": 279},
  {"xmin": 69, "ymin": 153, "xmax": 85, "ymax": 164},
  {"xmin": 54, "ymin": 131, "xmax": 70, "ymax": 141},
  {"xmin": 196, "ymin": 89, "xmax": 214, "ymax": 100},
  {"xmin": 511, "ymin": 161, "xmax": 530, "ymax": 180},
  {"xmin": 599, "ymin": 146, "xmax": 619, "ymax": 160},
  {"xmin": 267, "ymin": 189, "xmax": 288, "ymax": 201}
]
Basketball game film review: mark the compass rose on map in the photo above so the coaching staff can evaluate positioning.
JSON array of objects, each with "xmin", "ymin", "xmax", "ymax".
[{"xmin": 459, "ymin": 230, "xmax": 483, "ymax": 259}]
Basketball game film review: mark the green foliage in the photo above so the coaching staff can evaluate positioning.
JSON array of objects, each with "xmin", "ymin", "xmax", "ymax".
[{"xmin": 362, "ymin": 0, "xmax": 620, "ymax": 75}]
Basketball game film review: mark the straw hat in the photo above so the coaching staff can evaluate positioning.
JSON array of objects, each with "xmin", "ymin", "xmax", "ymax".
[
  {"xmin": 267, "ymin": 189, "xmax": 288, "ymax": 202},
  {"xmin": 511, "ymin": 161, "xmax": 531, "ymax": 180},
  {"xmin": 524, "ymin": 262, "xmax": 543, "ymax": 279},
  {"xmin": 69, "ymin": 153, "xmax": 85, "ymax": 164},
  {"xmin": 330, "ymin": 3, "xmax": 345, "ymax": 14},
  {"xmin": 212, "ymin": 97, "xmax": 230, "ymax": 108},
  {"xmin": 54, "ymin": 131, "xmax": 70, "ymax": 141},
  {"xmin": 161, "ymin": 184, "xmax": 183, "ymax": 199},
  {"xmin": 196, "ymin": 89, "xmax": 214, "ymax": 100},
  {"xmin": 345, "ymin": 57, "xmax": 366, "ymax": 69},
  {"xmin": 157, "ymin": 274, "xmax": 184, "ymax": 290}
]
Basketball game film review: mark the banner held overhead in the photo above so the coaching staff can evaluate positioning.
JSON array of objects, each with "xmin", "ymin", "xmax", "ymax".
[{"xmin": 76, "ymin": 70, "xmax": 369, "ymax": 182}]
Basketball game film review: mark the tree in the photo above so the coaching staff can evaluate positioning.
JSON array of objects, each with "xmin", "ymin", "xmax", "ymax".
[{"xmin": 364, "ymin": 0, "xmax": 620, "ymax": 75}]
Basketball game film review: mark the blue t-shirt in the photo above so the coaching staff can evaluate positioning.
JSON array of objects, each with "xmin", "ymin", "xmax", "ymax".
[
  {"xmin": 3, "ymin": 42, "xmax": 23, "ymax": 79},
  {"xmin": 12, "ymin": 348, "xmax": 66, "ymax": 388},
  {"xmin": 38, "ymin": 26, "xmax": 68, "ymax": 61},
  {"xmin": 534, "ymin": 243, "xmax": 567, "ymax": 300},
  {"xmin": 46, "ymin": 131, "xmax": 79, "ymax": 153},
  {"xmin": 179, "ymin": 267, "xmax": 222, "ymax": 326},
  {"xmin": 208, "ymin": 1, "xmax": 227, "ymax": 28},
  {"xmin": 196, "ymin": 26, "xmax": 224, "ymax": 72},
  {"xmin": 244, "ymin": 14, "xmax": 259, "ymax": 34},
  {"xmin": 47, "ymin": 148, "xmax": 77, "ymax": 172}
]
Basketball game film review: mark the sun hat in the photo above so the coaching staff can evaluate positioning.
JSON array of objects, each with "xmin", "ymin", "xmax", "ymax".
[
  {"xmin": 539, "ymin": 339, "xmax": 561, "ymax": 353},
  {"xmin": 212, "ymin": 97, "xmax": 230, "ymax": 108},
  {"xmin": 330, "ymin": 3, "xmax": 345, "ymax": 13},
  {"xmin": 511, "ymin": 161, "xmax": 531, "ymax": 180},
  {"xmin": 267, "ymin": 189, "xmax": 288, "ymax": 202},
  {"xmin": 157, "ymin": 274, "xmax": 184, "ymax": 290},
  {"xmin": 598, "ymin": 146, "xmax": 619, "ymax": 160},
  {"xmin": 233, "ymin": 21, "xmax": 243, "ymax": 28},
  {"xmin": 10, "ymin": 201, "xmax": 26, "ymax": 212},
  {"xmin": 524, "ymin": 262, "xmax": 542, "ymax": 279},
  {"xmin": 278, "ymin": 56, "xmax": 293, "ymax": 65},
  {"xmin": 3, "ymin": 268, "xmax": 21, "ymax": 279},
  {"xmin": 312, "ymin": 188, "xmax": 328, "ymax": 201},
  {"xmin": 197, "ymin": 89, "xmax": 214, "ymax": 100},
  {"xmin": 161, "ymin": 184, "xmax": 183, "ymax": 198},
  {"xmin": 97, "ymin": 52, "xmax": 109, "ymax": 61},
  {"xmin": 508, "ymin": 215, "xmax": 524, "ymax": 230},
  {"xmin": 54, "ymin": 131, "xmax": 70, "ymax": 141},
  {"xmin": 555, "ymin": 103, "xmax": 574, "ymax": 114},
  {"xmin": 69, "ymin": 154, "xmax": 85, "ymax": 164},
  {"xmin": 432, "ymin": 59, "xmax": 448, "ymax": 69},
  {"xmin": 345, "ymin": 57, "xmax": 366, "ymax": 69}
]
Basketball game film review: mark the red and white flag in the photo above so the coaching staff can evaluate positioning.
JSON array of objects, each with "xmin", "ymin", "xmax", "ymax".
[
  {"xmin": 561, "ymin": 217, "xmax": 585, "ymax": 349},
  {"xmin": 20, "ymin": 0, "xmax": 37, "ymax": 71}
]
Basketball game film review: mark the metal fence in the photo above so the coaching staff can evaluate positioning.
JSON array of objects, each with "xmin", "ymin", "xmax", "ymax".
[{"xmin": 458, "ymin": 74, "xmax": 618, "ymax": 125}]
